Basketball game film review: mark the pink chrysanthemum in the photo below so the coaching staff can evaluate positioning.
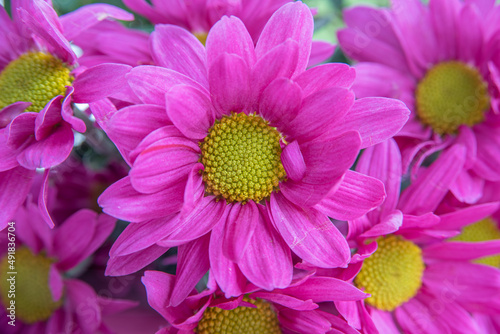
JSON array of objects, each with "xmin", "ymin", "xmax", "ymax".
[
  {"xmin": 75, "ymin": 2, "xmax": 409, "ymax": 298},
  {"xmin": 339, "ymin": 139, "xmax": 500, "ymax": 333},
  {"xmin": 141, "ymin": 269, "xmax": 366, "ymax": 334},
  {"xmin": 338, "ymin": 0, "xmax": 500, "ymax": 204},
  {"xmin": 0, "ymin": 0, "xmax": 133, "ymax": 228},
  {"xmin": 0, "ymin": 200, "xmax": 134, "ymax": 333}
]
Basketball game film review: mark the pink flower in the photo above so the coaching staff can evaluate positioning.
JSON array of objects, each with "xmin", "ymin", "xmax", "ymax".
[
  {"xmin": 75, "ymin": 2, "xmax": 408, "ymax": 299},
  {"xmin": 338, "ymin": 0, "xmax": 500, "ymax": 204},
  {"xmin": 0, "ymin": 0, "xmax": 133, "ymax": 228},
  {"xmin": 141, "ymin": 269, "xmax": 366, "ymax": 334},
  {"xmin": 0, "ymin": 200, "xmax": 135, "ymax": 333},
  {"xmin": 340, "ymin": 139, "xmax": 500, "ymax": 333}
]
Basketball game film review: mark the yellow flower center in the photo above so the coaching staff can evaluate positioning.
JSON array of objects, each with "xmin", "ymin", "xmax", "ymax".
[
  {"xmin": 194, "ymin": 32, "xmax": 208, "ymax": 46},
  {"xmin": 354, "ymin": 235, "xmax": 425, "ymax": 311},
  {"xmin": 0, "ymin": 52, "xmax": 73, "ymax": 113},
  {"xmin": 196, "ymin": 296, "xmax": 282, "ymax": 334},
  {"xmin": 416, "ymin": 61, "xmax": 490, "ymax": 135},
  {"xmin": 200, "ymin": 113, "xmax": 286, "ymax": 203},
  {"xmin": 451, "ymin": 218, "xmax": 500, "ymax": 267},
  {"xmin": 0, "ymin": 247, "xmax": 63, "ymax": 324}
]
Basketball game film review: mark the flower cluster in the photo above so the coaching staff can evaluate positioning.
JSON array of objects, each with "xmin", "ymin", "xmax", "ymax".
[{"xmin": 1, "ymin": 0, "xmax": 500, "ymax": 333}]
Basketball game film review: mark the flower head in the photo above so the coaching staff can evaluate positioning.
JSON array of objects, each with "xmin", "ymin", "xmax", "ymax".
[{"xmin": 338, "ymin": 0, "xmax": 500, "ymax": 204}]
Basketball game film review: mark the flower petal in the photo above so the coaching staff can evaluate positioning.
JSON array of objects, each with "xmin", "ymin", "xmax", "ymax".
[
  {"xmin": 222, "ymin": 201, "xmax": 258, "ymax": 263},
  {"xmin": 280, "ymin": 140, "xmax": 306, "ymax": 182}
]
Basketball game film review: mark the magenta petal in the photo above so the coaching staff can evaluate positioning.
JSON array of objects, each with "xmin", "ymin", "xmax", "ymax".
[
  {"xmin": 60, "ymin": 87, "xmax": 86, "ymax": 133},
  {"xmin": 34, "ymin": 96, "xmax": 63, "ymax": 141},
  {"xmin": 107, "ymin": 104, "xmax": 171, "ymax": 153},
  {"xmin": 288, "ymin": 87, "xmax": 355, "ymax": 142},
  {"xmin": 256, "ymin": 2, "xmax": 313, "ymax": 76},
  {"xmin": 60, "ymin": 4, "xmax": 133, "ymax": 41},
  {"xmin": 48, "ymin": 264, "xmax": 63, "ymax": 301},
  {"xmin": 239, "ymin": 206, "xmax": 292, "ymax": 290},
  {"xmin": 170, "ymin": 235, "xmax": 210, "ymax": 307},
  {"xmin": 151, "ymin": 25, "xmax": 208, "ymax": 87},
  {"xmin": 106, "ymin": 244, "xmax": 168, "ymax": 276},
  {"xmin": 65, "ymin": 279, "xmax": 101, "ymax": 333},
  {"xmin": 128, "ymin": 125, "xmax": 187, "ymax": 164},
  {"xmin": 279, "ymin": 309, "xmax": 331, "ymax": 334},
  {"xmin": 0, "ymin": 167, "xmax": 35, "ymax": 229},
  {"xmin": 334, "ymin": 97, "xmax": 410, "ymax": 149},
  {"xmin": 395, "ymin": 294, "xmax": 449, "ymax": 334},
  {"xmin": 258, "ymin": 77, "xmax": 302, "ymax": 129},
  {"xmin": 73, "ymin": 63, "xmax": 132, "ymax": 103},
  {"xmin": 457, "ymin": 3, "xmax": 483, "ymax": 63},
  {"xmin": 129, "ymin": 137, "xmax": 199, "ymax": 194},
  {"xmin": 360, "ymin": 210, "xmax": 403, "ymax": 239},
  {"xmin": 209, "ymin": 216, "xmax": 247, "ymax": 298},
  {"xmin": 54, "ymin": 209, "xmax": 96, "ymax": 270},
  {"xmin": 0, "ymin": 102, "xmax": 30, "ymax": 128},
  {"xmin": 206, "ymin": 16, "xmax": 256, "ymax": 67},
  {"xmin": 98, "ymin": 176, "xmax": 184, "ymax": 222},
  {"xmin": 126, "ymin": 65, "xmax": 206, "ymax": 106},
  {"xmin": 450, "ymin": 169, "xmax": 484, "ymax": 204},
  {"xmin": 315, "ymin": 170, "xmax": 385, "ymax": 221},
  {"xmin": 17, "ymin": 122, "xmax": 74, "ymax": 169},
  {"xmin": 398, "ymin": 144, "xmax": 466, "ymax": 215},
  {"xmin": 251, "ymin": 292, "xmax": 316, "ymax": 311},
  {"xmin": 222, "ymin": 201, "xmax": 258, "ymax": 263},
  {"xmin": 281, "ymin": 140, "xmax": 306, "ymax": 182},
  {"xmin": 434, "ymin": 202, "xmax": 499, "ymax": 230},
  {"xmin": 166, "ymin": 84, "xmax": 214, "ymax": 140},
  {"xmin": 7, "ymin": 112, "xmax": 36, "ymax": 148},
  {"xmin": 308, "ymin": 41, "xmax": 335, "ymax": 67},
  {"xmin": 295, "ymin": 63, "xmax": 356, "ymax": 96},
  {"xmin": 208, "ymin": 53, "xmax": 251, "ymax": 115},
  {"xmin": 269, "ymin": 193, "xmax": 351, "ymax": 268},
  {"xmin": 281, "ymin": 131, "xmax": 361, "ymax": 207},
  {"xmin": 281, "ymin": 277, "xmax": 367, "ymax": 302},
  {"xmin": 423, "ymin": 240, "xmax": 500, "ymax": 261}
]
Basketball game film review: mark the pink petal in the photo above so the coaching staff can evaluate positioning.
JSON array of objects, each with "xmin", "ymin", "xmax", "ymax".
[
  {"xmin": 307, "ymin": 41, "xmax": 335, "ymax": 68},
  {"xmin": 208, "ymin": 53, "xmax": 251, "ymax": 115},
  {"xmin": 434, "ymin": 202, "xmax": 499, "ymax": 230},
  {"xmin": 48, "ymin": 264, "xmax": 63, "ymax": 301},
  {"xmin": 288, "ymin": 87, "xmax": 355, "ymax": 142},
  {"xmin": 0, "ymin": 167, "xmax": 35, "ymax": 229},
  {"xmin": 61, "ymin": 4, "xmax": 134, "ymax": 41},
  {"xmin": 457, "ymin": 3, "xmax": 483, "ymax": 63},
  {"xmin": 281, "ymin": 131, "xmax": 361, "ymax": 208},
  {"xmin": 0, "ymin": 102, "xmax": 30, "ymax": 128},
  {"xmin": 166, "ymin": 84, "xmax": 214, "ymax": 140},
  {"xmin": 398, "ymin": 144, "xmax": 466, "ymax": 215},
  {"xmin": 333, "ymin": 97, "xmax": 410, "ymax": 149},
  {"xmin": 129, "ymin": 137, "xmax": 199, "ymax": 194},
  {"xmin": 151, "ymin": 25, "xmax": 208, "ymax": 88},
  {"xmin": 34, "ymin": 96, "xmax": 63, "ymax": 141},
  {"xmin": 238, "ymin": 206, "xmax": 292, "ymax": 290},
  {"xmin": 126, "ymin": 65, "xmax": 205, "ymax": 106},
  {"xmin": 423, "ymin": 240, "xmax": 500, "ymax": 261},
  {"xmin": 295, "ymin": 63, "xmax": 356, "ymax": 97},
  {"xmin": 269, "ymin": 193, "xmax": 351, "ymax": 268},
  {"xmin": 395, "ymin": 296, "xmax": 448, "ymax": 334},
  {"xmin": 170, "ymin": 235, "xmax": 210, "ymax": 307},
  {"xmin": 98, "ymin": 176, "xmax": 185, "ymax": 222},
  {"xmin": 278, "ymin": 309, "xmax": 331, "ymax": 334},
  {"xmin": 281, "ymin": 276, "xmax": 368, "ymax": 302},
  {"xmin": 360, "ymin": 210, "xmax": 403, "ymax": 239},
  {"xmin": 106, "ymin": 244, "xmax": 168, "ymax": 276},
  {"xmin": 258, "ymin": 77, "xmax": 302, "ymax": 129},
  {"xmin": 256, "ymin": 2, "xmax": 313, "ymax": 76},
  {"xmin": 315, "ymin": 170, "xmax": 385, "ymax": 221},
  {"xmin": 65, "ymin": 279, "xmax": 101, "ymax": 334},
  {"xmin": 450, "ymin": 169, "xmax": 484, "ymax": 204},
  {"xmin": 7, "ymin": 112, "xmax": 36, "ymax": 148},
  {"xmin": 206, "ymin": 16, "xmax": 256, "ymax": 67},
  {"xmin": 222, "ymin": 201, "xmax": 258, "ymax": 263},
  {"xmin": 17, "ymin": 122, "xmax": 74, "ymax": 169},
  {"xmin": 73, "ymin": 63, "xmax": 132, "ymax": 103},
  {"xmin": 281, "ymin": 140, "xmax": 306, "ymax": 182}
]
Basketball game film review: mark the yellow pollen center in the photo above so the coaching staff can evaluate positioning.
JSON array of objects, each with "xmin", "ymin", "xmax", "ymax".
[
  {"xmin": 196, "ymin": 296, "xmax": 282, "ymax": 334},
  {"xmin": 0, "ymin": 247, "xmax": 63, "ymax": 324},
  {"xmin": 415, "ymin": 61, "xmax": 490, "ymax": 135},
  {"xmin": 200, "ymin": 113, "xmax": 286, "ymax": 203},
  {"xmin": 354, "ymin": 235, "xmax": 424, "ymax": 311},
  {"xmin": 194, "ymin": 32, "xmax": 208, "ymax": 46},
  {"xmin": 0, "ymin": 52, "xmax": 73, "ymax": 113},
  {"xmin": 451, "ymin": 218, "xmax": 500, "ymax": 267}
]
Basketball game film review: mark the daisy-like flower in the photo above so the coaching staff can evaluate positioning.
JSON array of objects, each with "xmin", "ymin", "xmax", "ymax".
[
  {"xmin": 339, "ymin": 139, "xmax": 500, "ymax": 333},
  {"xmin": 338, "ymin": 0, "xmax": 500, "ymax": 204},
  {"xmin": 0, "ymin": 0, "xmax": 133, "ymax": 228},
  {"xmin": 75, "ymin": 2, "xmax": 409, "ymax": 298},
  {"xmin": 141, "ymin": 269, "xmax": 366, "ymax": 334},
  {"xmin": 0, "ymin": 201, "xmax": 134, "ymax": 333}
]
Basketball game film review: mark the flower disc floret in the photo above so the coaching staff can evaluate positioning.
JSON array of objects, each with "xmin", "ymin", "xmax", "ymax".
[
  {"xmin": 0, "ymin": 247, "xmax": 63, "ymax": 324},
  {"xmin": 416, "ymin": 61, "xmax": 490, "ymax": 135},
  {"xmin": 451, "ymin": 218, "xmax": 500, "ymax": 267},
  {"xmin": 355, "ymin": 235, "xmax": 424, "ymax": 311},
  {"xmin": 196, "ymin": 296, "xmax": 281, "ymax": 334},
  {"xmin": 0, "ymin": 52, "xmax": 73, "ymax": 112},
  {"xmin": 200, "ymin": 113, "xmax": 286, "ymax": 203}
]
